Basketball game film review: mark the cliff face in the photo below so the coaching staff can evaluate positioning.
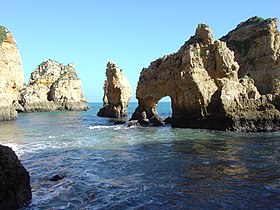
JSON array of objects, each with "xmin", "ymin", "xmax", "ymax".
[
  {"xmin": 19, "ymin": 59, "xmax": 89, "ymax": 112},
  {"xmin": 221, "ymin": 17, "xmax": 280, "ymax": 95},
  {"xmin": 0, "ymin": 26, "xmax": 24, "ymax": 120},
  {"xmin": 97, "ymin": 61, "xmax": 133, "ymax": 118},
  {"xmin": 0, "ymin": 145, "xmax": 31, "ymax": 209},
  {"xmin": 131, "ymin": 22, "xmax": 280, "ymax": 131}
]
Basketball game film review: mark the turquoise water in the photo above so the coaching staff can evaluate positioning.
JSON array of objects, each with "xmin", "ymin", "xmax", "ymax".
[{"xmin": 0, "ymin": 102, "xmax": 280, "ymax": 209}]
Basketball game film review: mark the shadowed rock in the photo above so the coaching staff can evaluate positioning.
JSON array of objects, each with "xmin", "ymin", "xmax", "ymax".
[
  {"xmin": 0, "ymin": 145, "xmax": 31, "ymax": 209},
  {"xmin": 50, "ymin": 174, "xmax": 64, "ymax": 181}
]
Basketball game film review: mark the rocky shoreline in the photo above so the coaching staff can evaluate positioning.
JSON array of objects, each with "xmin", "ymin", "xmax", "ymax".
[
  {"xmin": 1, "ymin": 17, "xmax": 280, "ymax": 132},
  {"xmin": 1, "ymin": 15, "xmax": 280, "ymax": 208}
]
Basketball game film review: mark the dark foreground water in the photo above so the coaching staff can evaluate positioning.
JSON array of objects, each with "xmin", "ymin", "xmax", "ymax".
[{"xmin": 0, "ymin": 102, "xmax": 280, "ymax": 209}]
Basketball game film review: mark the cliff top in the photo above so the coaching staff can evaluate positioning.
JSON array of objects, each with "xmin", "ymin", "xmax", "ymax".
[
  {"xmin": 29, "ymin": 59, "xmax": 79, "ymax": 85},
  {"xmin": 221, "ymin": 16, "xmax": 279, "ymax": 41},
  {"xmin": 0, "ymin": 26, "xmax": 8, "ymax": 44},
  {"xmin": 0, "ymin": 26, "xmax": 15, "ymax": 45}
]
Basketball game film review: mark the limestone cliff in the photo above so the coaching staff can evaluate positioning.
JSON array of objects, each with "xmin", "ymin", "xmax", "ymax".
[
  {"xmin": 19, "ymin": 59, "xmax": 89, "ymax": 112},
  {"xmin": 0, "ymin": 26, "xmax": 24, "ymax": 120},
  {"xmin": 131, "ymin": 23, "xmax": 280, "ymax": 131},
  {"xmin": 97, "ymin": 61, "xmax": 132, "ymax": 118},
  {"xmin": 221, "ymin": 16, "xmax": 280, "ymax": 95},
  {"xmin": 0, "ymin": 145, "xmax": 31, "ymax": 209}
]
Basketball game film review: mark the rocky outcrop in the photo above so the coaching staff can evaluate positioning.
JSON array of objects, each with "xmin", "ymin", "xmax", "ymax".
[
  {"xmin": 0, "ymin": 145, "xmax": 31, "ymax": 209},
  {"xmin": 131, "ymin": 22, "xmax": 280, "ymax": 131},
  {"xmin": 97, "ymin": 61, "xmax": 133, "ymax": 118},
  {"xmin": 0, "ymin": 26, "xmax": 24, "ymax": 120},
  {"xmin": 19, "ymin": 59, "xmax": 89, "ymax": 112},
  {"xmin": 221, "ymin": 16, "xmax": 280, "ymax": 95}
]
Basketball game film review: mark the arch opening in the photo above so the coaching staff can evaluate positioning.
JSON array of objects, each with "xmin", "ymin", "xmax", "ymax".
[{"xmin": 154, "ymin": 96, "xmax": 172, "ymax": 123}]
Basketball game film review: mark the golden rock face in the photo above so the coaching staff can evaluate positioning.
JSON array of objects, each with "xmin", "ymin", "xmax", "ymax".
[
  {"xmin": 18, "ymin": 59, "xmax": 89, "ymax": 112},
  {"xmin": 132, "ymin": 18, "xmax": 280, "ymax": 131},
  {"xmin": 221, "ymin": 16, "xmax": 280, "ymax": 95},
  {"xmin": 97, "ymin": 61, "xmax": 133, "ymax": 118},
  {"xmin": 0, "ymin": 26, "xmax": 24, "ymax": 120}
]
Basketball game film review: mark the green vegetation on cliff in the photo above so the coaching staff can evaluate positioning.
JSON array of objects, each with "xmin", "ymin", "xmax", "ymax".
[{"xmin": 0, "ymin": 26, "xmax": 8, "ymax": 45}]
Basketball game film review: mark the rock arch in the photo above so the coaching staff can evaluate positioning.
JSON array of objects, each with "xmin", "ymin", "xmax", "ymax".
[{"xmin": 131, "ymin": 22, "xmax": 280, "ymax": 131}]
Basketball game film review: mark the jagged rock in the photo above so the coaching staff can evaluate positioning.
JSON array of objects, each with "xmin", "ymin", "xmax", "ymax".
[
  {"xmin": 131, "ymin": 22, "xmax": 280, "ymax": 131},
  {"xmin": 97, "ymin": 61, "xmax": 133, "ymax": 118},
  {"xmin": 0, "ymin": 26, "xmax": 24, "ymax": 120},
  {"xmin": 164, "ymin": 116, "xmax": 172, "ymax": 124},
  {"xmin": 0, "ymin": 145, "xmax": 31, "ymax": 209},
  {"xmin": 18, "ymin": 59, "xmax": 89, "ymax": 112},
  {"xmin": 221, "ymin": 16, "xmax": 280, "ymax": 95},
  {"xmin": 127, "ymin": 120, "xmax": 140, "ymax": 127},
  {"xmin": 150, "ymin": 116, "xmax": 164, "ymax": 126}
]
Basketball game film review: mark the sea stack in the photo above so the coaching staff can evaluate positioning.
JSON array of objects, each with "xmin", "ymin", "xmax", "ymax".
[
  {"xmin": 18, "ymin": 59, "xmax": 89, "ymax": 112},
  {"xmin": 131, "ymin": 19, "xmax": 280, "ymax": 131},
  {"xmin": 0, "ymin": 145, "xmax": 32, "ymax": 209},
  {"xmin": 0, "ymin": 26, "xmax": 24, "ymax": 120},
  {"xmin": 97, "ymin": 61, "xmax": 132, "ymax": 118}
]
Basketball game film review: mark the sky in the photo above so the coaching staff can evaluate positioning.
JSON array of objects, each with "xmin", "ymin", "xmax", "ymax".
[{"xmin": 1, "ymin": 0, "xmax": 280, "ymax": 102}]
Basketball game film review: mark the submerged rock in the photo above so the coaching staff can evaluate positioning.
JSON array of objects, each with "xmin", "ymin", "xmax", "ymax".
[
  {"xmin": 112, "ymin": 120, "xmax": 126, "ymax": 125},
  {"xmin": 131, "ymin": 21, "xmax": 280, "ymax": 131},
  {"xmin": 97, "ymin": 61, "xmax": 133, "ymax": 118},
  {"xmin": 18, "ymin": 59, "xmax": 89, "ymax": 112},
  {"xmin": 0, "ymin": 26, "xmax": 24, "ymax": 120},
  {"xmin": 50, "ymin": 174, "xmax": 64, "ymax": 181},
  {"xmin": 0, "ymin": 145, "xmax": 31, "ymax": 209}
]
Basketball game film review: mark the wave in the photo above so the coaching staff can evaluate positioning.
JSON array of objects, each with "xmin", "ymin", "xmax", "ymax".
[{"xmin": 88, "ymin": 125, "xmax": 124, "ymax": 130}]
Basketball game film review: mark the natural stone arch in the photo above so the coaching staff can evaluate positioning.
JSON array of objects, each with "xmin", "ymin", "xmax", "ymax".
[
  {"xmin": 131, "ymin": 22, "xmax": 280, "ymax": 131},
  {"xmin": 131, "ymin": 24, "xmax": 221, "ymax": 127}
]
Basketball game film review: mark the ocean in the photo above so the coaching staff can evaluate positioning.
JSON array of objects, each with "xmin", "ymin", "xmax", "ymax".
[{"xmin": 0, "ymin": 102, "xmax": 280, "ymax": 209}]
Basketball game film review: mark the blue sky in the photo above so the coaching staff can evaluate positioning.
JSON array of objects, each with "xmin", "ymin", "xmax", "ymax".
[{"xmin": 1, "ymin": 0, "xmax": 279, "ymax": 102}]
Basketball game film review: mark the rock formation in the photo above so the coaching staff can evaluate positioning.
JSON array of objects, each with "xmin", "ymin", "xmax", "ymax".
[
  {"xmin": 0, "ymin": 145, "xmax": 31, "ymax": 209},
  {"xmin": 131, "ymin": 22, "xmax": 280, "ymax": 131},
  {"xmin": 0, "ymin": 26, "xmax": 24, "ymax": 120},
  {"xmin": 221, "ymin": 16, "xmax": 280, "ymax": 95},
  {"xmin": 221, "ymin": 16, "xmax": 280, "ymax": 110},
  {"xmin": 19, "ymin": 59, "xmax": 89, "ymax": 112},
  {"xmin": 97, "ymin": 61, "xmax": 133, "ymax": 118}
]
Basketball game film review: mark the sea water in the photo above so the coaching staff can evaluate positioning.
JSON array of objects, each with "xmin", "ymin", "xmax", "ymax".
[{"xmin": 0, "ymin": 102, "xmax": 280, "ymax": 209}]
